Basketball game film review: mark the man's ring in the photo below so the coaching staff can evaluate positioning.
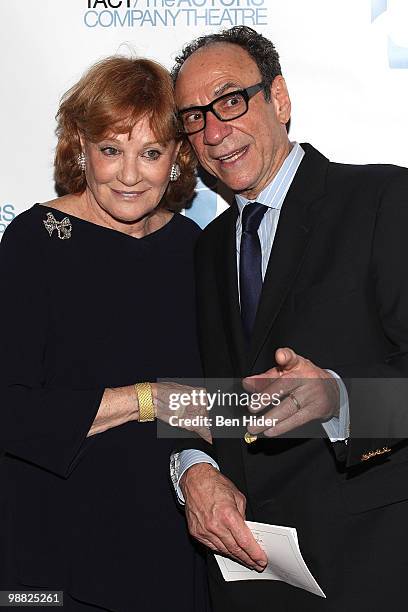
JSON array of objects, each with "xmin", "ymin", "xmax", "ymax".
[{"xmin": 289, "ymin": 392, "xmax": 301, "ymax": 412}]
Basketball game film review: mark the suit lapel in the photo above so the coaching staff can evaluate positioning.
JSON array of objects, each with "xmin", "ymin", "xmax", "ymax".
[
  {"xmin": 248, "ymin": 144, "xmax": 330, "ymax": 371},
  {"xmin": 215, "ymin": 205, "xmax": 247, "ymax": 375}
]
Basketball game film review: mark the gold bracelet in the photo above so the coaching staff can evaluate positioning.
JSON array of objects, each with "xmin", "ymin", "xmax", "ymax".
[{"xmin": 135, "ymin": 382, "xmax": 156, "ymax": 422}]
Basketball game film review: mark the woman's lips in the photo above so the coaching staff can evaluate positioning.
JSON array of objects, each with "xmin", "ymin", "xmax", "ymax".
[{"xmin": 111, "ymin": 188, "xmax": 147, "ymax": 198}]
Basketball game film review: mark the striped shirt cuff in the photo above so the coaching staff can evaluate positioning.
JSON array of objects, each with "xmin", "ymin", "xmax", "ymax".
[
  {"xmin": 323, "ymin": 370, "xmax": 350, "ymax": 442},
  {"xmin": 170, "ymin": 450, "xmax": 220, "ymax": 504}
]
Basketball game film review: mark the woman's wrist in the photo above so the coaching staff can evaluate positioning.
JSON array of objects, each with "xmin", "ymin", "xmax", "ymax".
[
  {"xmin": 135, "ymin": 382, "xmax": 156, "ymax": 422},
  {"xmin": 88, "ymin": 386, "xmax": 139, "ymax": 436}
]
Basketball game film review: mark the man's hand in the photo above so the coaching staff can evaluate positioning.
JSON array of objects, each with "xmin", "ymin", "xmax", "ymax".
[
  {"xmin": 243, "ymin": 348, "xmax": 340, "ymax": 437},
  {"xmin": 180, "ymin": 463, "xmax": 267, "ymax": 571}
]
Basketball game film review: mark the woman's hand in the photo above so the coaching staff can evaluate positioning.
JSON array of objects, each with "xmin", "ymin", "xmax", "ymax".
[
  {"xmin": 88, "ymin": 382, "xmax": 212, "ymax": 443},
  {"xmin": 152, "ymin": 382, "xmax": 212, "ymax": 444}
]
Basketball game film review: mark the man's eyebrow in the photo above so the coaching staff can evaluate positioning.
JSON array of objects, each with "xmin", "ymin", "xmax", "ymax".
[
  {"xmin": 214, "ymin": 81, "xmax": 241, "ymax": 96},
  {"xmin": 178, "ymin": 81, "xmax": 242, "ymax": 112}
]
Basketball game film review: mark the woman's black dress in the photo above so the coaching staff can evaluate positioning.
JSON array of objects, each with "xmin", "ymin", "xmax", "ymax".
[{"xmin": 0, "ymin": 204, "xmax": 209, "ymax": 611}]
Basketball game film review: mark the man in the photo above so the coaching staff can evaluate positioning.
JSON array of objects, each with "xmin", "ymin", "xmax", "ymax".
[{"xmin": 171, "ymin": 26, "xmax": 408, "ymax": 611}]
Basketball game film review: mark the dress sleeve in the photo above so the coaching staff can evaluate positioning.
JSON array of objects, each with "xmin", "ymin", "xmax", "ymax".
[{"xmin": 0, "ymin": 215, "xmax": 104, "ymax": 478}]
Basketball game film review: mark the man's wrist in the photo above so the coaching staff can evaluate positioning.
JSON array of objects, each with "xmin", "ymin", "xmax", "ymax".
[
  {"xmin": 180, "ymin": 462, "xmax": 218, "ymax": 496},
  {"xmin": 171, "ymin": 450, "xmax": 219, "ymax": 503}
]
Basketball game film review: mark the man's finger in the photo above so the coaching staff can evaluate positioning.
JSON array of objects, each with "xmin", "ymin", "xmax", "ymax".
[
  {"xmin": 202, "ymin": 506, "xmax": 267, "ymax": 568},
  {"xmin": 199, "ymin": 533, "xmax": 235, "ymax": 558},
  {"xmin": 197, "ymin": 536, "xmax": 220, "ymax": 552},
  {"xmin": 216, "ymin": 529, "xmax": 266, "ymax": 569},
  {"xmin": 247, "ymin": 378, "xmax": 301, "ymax": 413},
  {"xmin": 275, "ymin": 347, "xmax": 300, "ymax": 371},
  {"xmin": 242, "ymin": 370, "xmax": 277, "ymax": 393},
  {"xmin": 247, "ymin": 394, "xmax": 307, "ymax": 434},
  {"xmin": 196, "ymin": 513, "xmax": 266, "ymax": 569},
  {"xmin": 195, "ymin": 534, "xmax": 258, "ymax": 570},
  {"xmin": 229, "ymin": 521, "xmax": 268, "ymax": 567},
  {"xmin": 263, "ymin": 408, "xmax": 313, "ymax": 437}
]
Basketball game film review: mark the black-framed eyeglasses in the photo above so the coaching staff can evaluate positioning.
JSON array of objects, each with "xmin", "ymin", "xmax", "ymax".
[{"xmin": 178, "ymin": 82, "xmax": 266, "ymax": 135}]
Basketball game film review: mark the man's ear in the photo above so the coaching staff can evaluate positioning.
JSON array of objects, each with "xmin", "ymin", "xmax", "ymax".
[{"xmin": 270, "ymin": 75, "xmax": 291, "ymax": 125}]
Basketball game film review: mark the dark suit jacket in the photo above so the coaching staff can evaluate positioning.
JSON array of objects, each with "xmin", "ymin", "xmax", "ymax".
[{"xmin": 190, "ymin": 144, "xmax": 408, "ymax": 611}]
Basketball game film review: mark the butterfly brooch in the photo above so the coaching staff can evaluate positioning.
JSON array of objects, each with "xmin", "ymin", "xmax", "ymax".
[{"xmin": 43, "ymin": 212, "xmax": 72, "ymax": 240}]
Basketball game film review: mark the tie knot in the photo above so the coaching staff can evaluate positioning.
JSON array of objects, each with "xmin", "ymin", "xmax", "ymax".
[{"xmin": 241, "ymin": 203, "xmax": 268, "ymax": 233}]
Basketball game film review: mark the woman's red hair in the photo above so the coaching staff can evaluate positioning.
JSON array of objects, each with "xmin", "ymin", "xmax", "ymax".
[{"xmin": 54, "ymin": 56, "xmax": 196, "ymax": 211}]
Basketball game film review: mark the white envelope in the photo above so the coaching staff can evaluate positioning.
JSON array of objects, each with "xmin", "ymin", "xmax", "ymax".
[{"xmin": 214, "ymin": 520, "xmax": 326, "ymax": 598}]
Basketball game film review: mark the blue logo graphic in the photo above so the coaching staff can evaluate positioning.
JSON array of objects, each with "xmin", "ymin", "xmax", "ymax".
[
  {"xmin": 371, "ymin": 0, "xmax": 408, "ymax": 68},
  {"xmin": 371, "ymin": 0, "xmax": 387, "ymax": 22},
  {"xmin": 185, "ymin": 175, "xmax": 218, "ymax": 229},
  {"xmin": 0, "ymin": 204, "xmax": 16, "ymax": 234},
  {"xmin": 84, "ymin": 0, "xmax": 268, "ymax": 28}
]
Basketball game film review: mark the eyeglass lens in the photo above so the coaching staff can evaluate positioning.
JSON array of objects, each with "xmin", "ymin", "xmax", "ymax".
[{"xmin": 181, "ymin": 91, "xmax": 247, "ymax": 134}]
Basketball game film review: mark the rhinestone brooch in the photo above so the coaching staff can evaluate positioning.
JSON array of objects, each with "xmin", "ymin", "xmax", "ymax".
[{"xmin": 43, "ymin": 212, "xmax": 72, "ymax": 240}]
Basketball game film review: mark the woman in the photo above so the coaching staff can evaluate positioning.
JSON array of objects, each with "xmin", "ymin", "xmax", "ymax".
[{"xmin": 0, "ymin": 56, "xmax": 211, "ymax": 611}]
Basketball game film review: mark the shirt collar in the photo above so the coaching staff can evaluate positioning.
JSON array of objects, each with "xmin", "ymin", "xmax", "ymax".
[{"xmin": 235, "ymin": 142, "xmax": 304, "ymax": 213}]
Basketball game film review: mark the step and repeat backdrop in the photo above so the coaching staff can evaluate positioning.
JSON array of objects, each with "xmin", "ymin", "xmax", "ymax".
[{"xmin": 1, "ymin": 0, "xmax": 407, "ymax": 235}]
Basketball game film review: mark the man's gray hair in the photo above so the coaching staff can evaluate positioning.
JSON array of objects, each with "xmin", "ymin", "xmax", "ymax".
[{"xmin": 171, "ymin": 26, "xmax": 282, "ymax": 102}]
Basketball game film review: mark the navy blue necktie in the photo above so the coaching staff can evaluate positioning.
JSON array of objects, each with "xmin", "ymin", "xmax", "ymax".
[{"xmin": 239, "ymin": 203, "xmax": 268, "ymax": 341}]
